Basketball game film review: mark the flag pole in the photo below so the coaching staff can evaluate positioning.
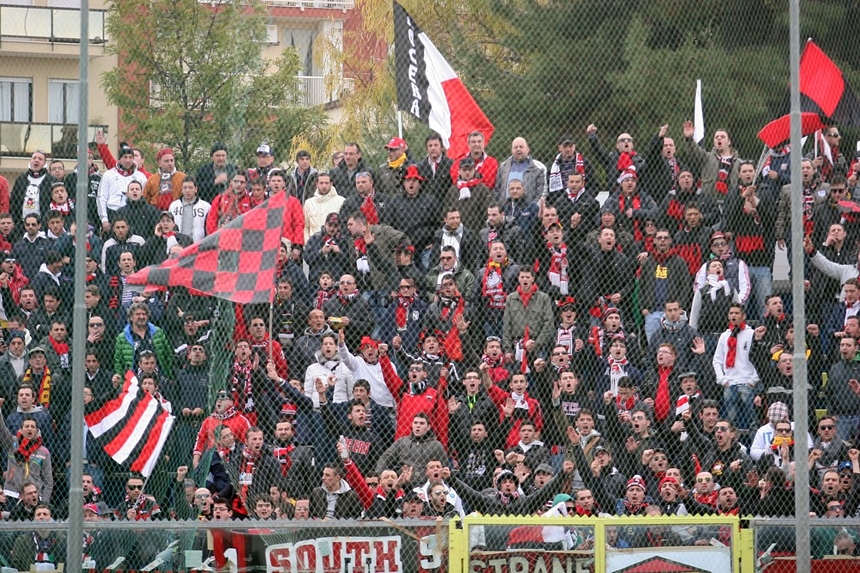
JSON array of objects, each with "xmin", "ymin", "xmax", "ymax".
[
  {"xmin": 397, "ymin": 111, "xmax": 404, "ymax": 139},
  {"xmin": 268, "ymin": 284, "xmax": 274, "ymax": 363}
]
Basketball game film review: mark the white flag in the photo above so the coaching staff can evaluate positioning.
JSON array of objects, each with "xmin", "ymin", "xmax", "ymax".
[{"xmin": 693, "ymin": 79, "xmax": 705, "ymax": 144}]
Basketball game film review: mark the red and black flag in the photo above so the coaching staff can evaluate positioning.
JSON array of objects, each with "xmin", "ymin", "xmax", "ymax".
[
  {"xmin": 758, "ymin": 40, "xmax": 860, "ymax": 147},
  {"xmin": 85, "ymin": 371, "xmax": 174, "ymax": 477},
  {"xmin": 800, "ymin": 40, "xmax": 860, "ymax": 126},
  {"xmin": 393, "ymin": 1, "xmax": 494, "ymax": 159},
  {"xmin": 127, "ymin": 190, "xmax": 287, "ymax": 305}
]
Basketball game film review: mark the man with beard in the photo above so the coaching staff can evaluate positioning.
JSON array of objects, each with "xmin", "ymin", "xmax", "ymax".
[
  {"xmin": 379, "ymin": 277, "xmax": 427, "ymax": 350},
  {"xmin": 269, "ymin": 418, "xmax": 315, "ymax": 499}
]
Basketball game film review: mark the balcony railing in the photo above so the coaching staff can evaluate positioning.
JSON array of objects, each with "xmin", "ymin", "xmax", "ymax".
[
  {"xmin": 0, "ymin": 123, "xmax": 108, "ymax": 159},
  {"xmin": 0, "ymin": 5, "xmax": 107, "ymax": 44},
  {"xmin": 258, "ymin": 0, "xmax": 354, "ymax": 10},
  {"xmin": 296, "ymin": 75, "xmax": 329, "ymax": 107}
]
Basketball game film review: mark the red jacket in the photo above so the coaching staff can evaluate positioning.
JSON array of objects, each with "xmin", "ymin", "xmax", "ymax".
[
  {"xmin": 380, "ymin": 354, "xmax": 448, "ymax": 448},
  {"xmin": 282, "ymin": 194, "xmax": 304, "ymax": 247},
  {"xmin": 206, "ymin": 191, "xmax": 252, "ymax": 235},
  {"xmin": 193, "ymin": 410, "xmax": 251, "ymax": 455}
]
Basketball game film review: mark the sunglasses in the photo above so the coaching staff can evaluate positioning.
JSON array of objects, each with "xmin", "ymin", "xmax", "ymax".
[
  {"xmin": 776, "ymin": 428, "xmax": 792, "ymax": 434},
  {"xmin": 127, "ymin": 484, "xmax": 143, "ymax": 490},
  {"xmin": 696, "ymin": 477, "xmax": 713, "ymax": 483},
  {"xmin": 819, "ymin": 425, "xmax": 835, "ymax": 430}
]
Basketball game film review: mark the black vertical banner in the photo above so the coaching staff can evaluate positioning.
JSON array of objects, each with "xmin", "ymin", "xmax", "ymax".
[{"xmin": 393, "ymin": 1, "xmax": 431, "ymax": 122}]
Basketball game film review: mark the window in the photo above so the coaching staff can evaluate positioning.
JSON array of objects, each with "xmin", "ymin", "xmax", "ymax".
[
  {"xmin": 0, "ymin": 78, "xmax": 32, "ymax": 122},
  {"xmin": 48, "ymin": 79, "xmax": 79, "ymax": 124}
]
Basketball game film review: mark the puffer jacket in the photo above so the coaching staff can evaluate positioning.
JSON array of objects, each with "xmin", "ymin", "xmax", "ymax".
[
  {"xmin": 113, "ymin": 322, "xmax": 173, "ymax": 379},
  {"xmin": 303, "ymin": 189, "xmax": 345, "ymax": 242}
]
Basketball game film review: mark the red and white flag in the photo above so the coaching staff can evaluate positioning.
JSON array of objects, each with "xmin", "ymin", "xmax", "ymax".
[
  {"xmin": 394, "ymin": 1, "xmax": 494, "ymax": 159},
  {"xmin": 85, "ymin": 371, "xmax": 174, "ymax": 477}
]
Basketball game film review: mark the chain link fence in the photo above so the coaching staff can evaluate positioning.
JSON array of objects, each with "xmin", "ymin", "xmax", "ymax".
[{"xmin": 1, "ymin": 0, "xmax": 860, "ymax": 571}]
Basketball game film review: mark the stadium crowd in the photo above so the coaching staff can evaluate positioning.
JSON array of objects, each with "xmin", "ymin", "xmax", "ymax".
[{"xmin": 1, "ymin": 121, "xmax": 860, "ymax": 567}]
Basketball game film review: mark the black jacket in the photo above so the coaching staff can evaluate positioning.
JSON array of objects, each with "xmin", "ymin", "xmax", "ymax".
[{"xmin": 309, "ymin": 484, "xmax": 363, "ymax": 519}]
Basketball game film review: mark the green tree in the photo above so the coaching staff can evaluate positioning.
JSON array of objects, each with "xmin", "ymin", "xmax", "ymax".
[{"xmin": 101, "ymin": 0, "xmax": 328, "ymax": 171}]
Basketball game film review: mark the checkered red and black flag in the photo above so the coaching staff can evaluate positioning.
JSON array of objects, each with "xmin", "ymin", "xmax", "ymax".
[{"xmin": 126, "ymin": 191, "xmax": 287, "ymax": 304}]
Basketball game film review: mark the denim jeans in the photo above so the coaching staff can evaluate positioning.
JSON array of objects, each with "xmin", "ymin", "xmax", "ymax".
[
  {"xmin": 836, "ymin": 414, "xmax": 860, "ymax": 444},
  {"xmin": 643, "ymin": 311, "xmax": 665, "ymax": 344},
  {"xmin": 747, "ymin": 265, "xmax": 773, "ymax": 321},
  {"xmin": 723, "ymin": 384, "xmax": 755, "ymax": 431}
]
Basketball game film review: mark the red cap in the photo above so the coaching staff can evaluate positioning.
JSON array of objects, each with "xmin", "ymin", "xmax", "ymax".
[
  {"xmin": 404, "ymin": 164, "xmax": 425, "ymax": 181},
  {"xmin": 384, "ymin": 137, "xmax": 407, "ymax": 149},
  {"xmin": 659, "ymin": 476, "xmax": 679, "ymax": 490},
  {"xmin": 359, "ymin": 336, "xmax": 379, "ymax": 350},
  {"xmin": 156, "ymin": 147, "xmax": 174, "ymax": 162}
]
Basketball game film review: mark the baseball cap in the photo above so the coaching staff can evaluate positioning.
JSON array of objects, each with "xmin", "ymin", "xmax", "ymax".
[
  {"xmin": 535, "ymin": 463, "xmax": 555, "ymax": 476},
  {"xmin": 403, "ymin": 491, "xmax": 423, "ymax": 504},
  {"xmin": 459, "ymin": 157, "xmax": 475, "ymax": 168},
  {"xmin": 256, "ymin": 144, "xmax": 273, "ymax": 156},
  {"xmin": 839, "ymin": 461, "xmax": 853, "ymax": 473},
  {"xmin": 325, "ymin": 212, "xmax": 341, "ymax": 225},
  {"xmin": 83, "ymin": 503, "xmax": 100, "ymax": 515},
  {"xmin": 29, "ymin": 346, "xmax": 46, "ymax": 356},
  {"xmin": 558, "ymin": 134, "xmax": 575, "ymax": 145},
  {"xmin": 160, "ymin": 210, "xmax": 173, "ymax": 220},
  {"xmin": 384, "ymin": 137, "xmax": 407, "ymax": 149}
]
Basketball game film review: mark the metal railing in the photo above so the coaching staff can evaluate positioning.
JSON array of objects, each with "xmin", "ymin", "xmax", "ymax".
[
  {"xmin": 258, "ymin": 0, "xmax": 354, "ymax": 10},
  {"xmin": 0, "ymin": 122, "xmax": 107, "ymax": 159},
  {"xmin": 0, "ymin": 4, "xmax": 107, "ymax": 44}
]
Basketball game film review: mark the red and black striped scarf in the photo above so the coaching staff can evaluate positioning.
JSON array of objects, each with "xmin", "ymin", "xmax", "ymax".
[
  {"xmin": 618, "ymin": 193, "xmax": 643, "ymax": 241},
  {"xmin": 715, "ymin": 156, "xmax": 733, "ymax": 195},
  {"xmin": 15, "ymin": 432, "xmax": 42, "ymax": 467}
]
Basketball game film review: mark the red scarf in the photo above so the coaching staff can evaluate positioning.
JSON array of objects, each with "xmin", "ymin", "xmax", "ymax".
[
  {"xmin": 715, "ymin": 156, "xmax": 733, "ymax": 194},
  {"xmin": 231, "ymin": 359, "xmax": 254, "ymax": 412},
  {"xmin": 616, "ymin": 151, "xmax": 636, "ymax": 173},
  {"xmin": 517, "ymin": 284, "xmax": 537, "ymax": 308},
  {"xmin": 49, "ymin": 201, "xmax": 73, "ymax": 215},
  {"xmin": 616, "ymin": 392, "xmax": 637, "ymax": 413},
  {"xmin": 457, "ymin": 177, "xmax": 483, "ymax": 190},
  {"xmin": 15, "ymin": 432, "xmax": 42, "ymax": 468},
  {"xmin": 654, "ymin": 365, "xmax": 673, "ymax": 422},
  {"xmin": 725, "ymin": 321, "xmax": 746, "ymax": 368},
  {"xmin": 481, "ymin": 353, "xmax": 508, "ymax": 383},
  {"xmin": 618, "ymin": 193, "xmax": 644, "ymax": 241},
  {"xmin": 694, "ymin": 490, "xmax": 719, "ymax": 508},
  {"xmin": 482, "ymin": 261, "xmax": 507, "ymax": 309},
  {"xmin": 395, "ymin": 296, "xmax": 413, "ymax": 331},
  {"xmin": 360, "ymin": 193, "xmax": 378, "ymax": 225},
  {"xmin": 547, "ymin": 242, "xmax": 568, "ymax": 294},
  {"xmin": 273, "ymin": 443, "xmax": 295, "ymax": 477},
  {"xmin": 115, "ymin": 164, "xmax": 136, "ymax": 177},
  {"xmin": 47, "ymin": 335, "xmax": 69, "ymax": 363},
  {"xmin": 665, "ymin": 198, "xmax": 685, "ymax": 227},
  {"xmin": 314, "ymin": 287, "xmax": 335, "ymax": 310},
  {"xmin": 440, "ymin": 295, "xmax": 465, "ymax": 361},
  {"xmin": 803, "ymin": 184, "xmax": 816, "ymax": 236},
  {"xmin": 239, "ymin": 447, "xmax": 263, "ymax": 503}
]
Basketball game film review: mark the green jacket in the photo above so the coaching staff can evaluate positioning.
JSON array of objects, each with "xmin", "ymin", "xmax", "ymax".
[
  {"xmin": 502, "ymin": 288, "xmax": 555, "ymax": 354},
  {"xmin": 113, "ymin": 323, "xmax": 174, "ymax": 379}
]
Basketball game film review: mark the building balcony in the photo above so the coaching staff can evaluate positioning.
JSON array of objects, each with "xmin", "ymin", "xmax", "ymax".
[
  {"xmin": 0, "ymin": 5, "xmax": 107, "ymax": 47},
  {"xmin": 257, "ymin": 0, "xmax": 354, "ymax": 12},
  {"xmin": 0, "ymin": 122, "xmax": 107, "ymax": 160}
]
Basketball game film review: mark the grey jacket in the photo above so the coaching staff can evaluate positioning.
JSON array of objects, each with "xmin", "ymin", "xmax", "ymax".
[
  {"xmin": 495, "ymin": 156, "xmax": 548, "ymax": 203},
  {"xmin": 678, "ymin": 137, "xmax": 739, "ymax": 200}
]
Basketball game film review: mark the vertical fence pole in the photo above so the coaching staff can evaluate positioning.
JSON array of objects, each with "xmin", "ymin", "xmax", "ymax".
[
  {"xmin": 67, "ymin": 0, "xmax": 89, "ymax": 570},
  {"xmin": 788, "ymin": 0, "xmax": 810, "ymax": 570}
]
